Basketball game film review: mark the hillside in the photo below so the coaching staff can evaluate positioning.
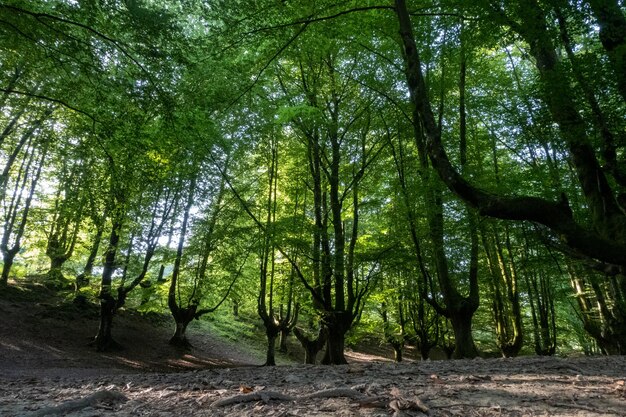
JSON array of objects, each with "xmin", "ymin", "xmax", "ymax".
[{"xmin": 0, "ymin": 282, "xmax": 266, "ymax": 378}]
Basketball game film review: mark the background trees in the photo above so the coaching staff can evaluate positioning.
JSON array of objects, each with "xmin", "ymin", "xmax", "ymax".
[{"xmin": 1, "ymin": 0, "xmax": 624, "ymax": 360}]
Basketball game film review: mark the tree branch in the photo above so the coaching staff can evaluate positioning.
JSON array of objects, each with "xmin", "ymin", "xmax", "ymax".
[{"xmin": 0, "ymin": 88, "xmax": 93, "ymax": 120}]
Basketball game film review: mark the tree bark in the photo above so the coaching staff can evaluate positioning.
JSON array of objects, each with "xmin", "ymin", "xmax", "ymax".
[
  {"xmin": 264, "ymin": 327, "xmax": 279, "ymax": 366},
  {"xmin": 568, "ymin": 262, "xmax": 626, "ymax": 354},
  {"xmin": 322, "ymin": 313, "xmax": 350, "ymax": 365},
  {"xmin": 169, "ymin": 307, "xmax": 196, "ymax": 348},
  {"xmin": 0, "ymin": 254, "xmax": 15, "ymax": 284},
  {"xmin": 449, "ymin": 304, "xmax": 479, "ymax": 359},
  {"xmin": 278, "ymin": 328, "xmax": 290, "ymax": 353}
]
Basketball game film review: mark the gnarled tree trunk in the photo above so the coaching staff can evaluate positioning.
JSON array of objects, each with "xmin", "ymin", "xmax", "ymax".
[{"xmin": 293, "ymin": 326, "xmax": 327, "ymax": 365}]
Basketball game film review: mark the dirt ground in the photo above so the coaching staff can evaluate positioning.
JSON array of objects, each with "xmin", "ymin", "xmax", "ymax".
[{"xmin": 1, "ymin": 284, "xmax": 625, "ymax": 416}]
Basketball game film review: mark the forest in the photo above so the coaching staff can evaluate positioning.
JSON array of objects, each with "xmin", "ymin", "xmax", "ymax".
[{"xmin": 1, "ymin": 0, "xmax": 625, "ymax": 371}]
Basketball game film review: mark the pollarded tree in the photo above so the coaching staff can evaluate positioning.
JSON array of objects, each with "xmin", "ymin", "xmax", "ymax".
[
  {"xmin": 166, "ymin": 142, "xmax": 250, "ymax": 347},
  {"xmin": 255, "ymin": 132, "xmax": 299, "ymax": 366},
  {"xmin": 0, "ymin": 105, "xmax": 53, "ymax": 283},
  {"xmin": 92, "ymin": 90, "xmax": 187, "ymax": 350},
  {"xmin": 390, "ymin": 9, "xmax": 481, "ymax": 357},
  {"xmin": 43, "ymin": 141, "xmax": 94, "ymax": 287},
  {"xmin": 273, "ymin": 44, "xmax": 389, "ymax": 364}
]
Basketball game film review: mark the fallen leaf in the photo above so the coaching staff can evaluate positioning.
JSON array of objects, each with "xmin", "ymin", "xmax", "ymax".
[
  {"xmin": 239, "ymin": 385, "xmax": 254, "ymax": 394},
  {"xmin": 430, "ymin": 374, "xmax": 444, "ymax": 384}
]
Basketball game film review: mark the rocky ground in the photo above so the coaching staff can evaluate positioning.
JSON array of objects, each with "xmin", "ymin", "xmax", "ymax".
[{"xmin": 1, "ymin": 283, "xmax": 625, "ymax": 416}]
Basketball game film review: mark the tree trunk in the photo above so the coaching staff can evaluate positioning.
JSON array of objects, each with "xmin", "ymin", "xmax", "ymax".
[
  {"xmin": 75, "ymin": 225, "xmax": 103, "ymax": 294},
  {"xmin": 526, "ymin": 269, "xmax": 557, "ymax": 356},
  {"xmin": 395, "ymin": 0, "xmax": 480, "ymax": 359},
  {"xmin": 395, "ymin": 0, "xmax": 626, "ymax": 267},
  {"xmin": 278, "ymin": 328, "xmax": 289, "ymax": 353},
  {"xmin": 381, "ymin": 300, "xmax": 405, "ymax": 363},
  {"xmin": 0, "ymin": 250, "xmax": 16, "ymax": 284},
  {"xmin": 293, "ymin": 326, "xmax": 327, "ymax": 365},
  {"xmin": 322, "ymin": 314, "xmax": 349, "ymax": 365},
  {"xmin": 94, "ymin": 215, "xmax": 122, "ymax": 351},
  {"xmin": 49, "ymin": 256, "xmax": 65, "ymax": 271},
  {"xmin": 169, "ymin": 320, "xmax": 192, "ymax": 348},
  {"xmin": 571, "ymin": 259, "xmax": 626, "ymax": 355},
  {"xmin": 168, "ymin": 177, "xmax": 195, "ymax": 348},
  {"xmin": 418, "ymin": 340, "xmax": 431, "ymax": 360},
  {"xmin": 94, "ymin": 293, "xmax": 118, "ymax": 351},
  {"xmin": 83, "ymin": 227, "xmax": 103, "ymax": 278},
  {"xmin": 265, "ymin": 328, "xmax": 279, "ymax": 366},
  {"xmin": 1, "ymin": 136, "xmax": 47, "ymax": 283},
  {"xmin": 450, "ymin": 306, "xmax": 479, "ymax": 359},
  {"xmin": 47, "ymin": 256, "xmax": 68, "ymax": 285},
  {"xmin": 391, "ymin": 341, "xmax": 403, "ymax": 362},
  {"xmin": 556, "ymin": 8, "xmax": 626, "ymax": 186}
]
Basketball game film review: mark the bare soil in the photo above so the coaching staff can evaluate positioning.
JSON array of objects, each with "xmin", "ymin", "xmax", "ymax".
[{"xmin": 1, "ymin": 282, "xmax": 625, "ymax": 417}]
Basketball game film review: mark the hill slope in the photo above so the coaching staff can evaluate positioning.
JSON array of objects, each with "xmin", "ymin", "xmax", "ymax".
[{"xmin": 0, "ymin": 282, "xmax": 261, "ymax": 378}]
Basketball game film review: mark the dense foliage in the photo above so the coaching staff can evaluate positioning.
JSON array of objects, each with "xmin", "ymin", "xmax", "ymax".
[{"xmin": 1, "ymin": 0, "xmax": 625, "ymax": 363}]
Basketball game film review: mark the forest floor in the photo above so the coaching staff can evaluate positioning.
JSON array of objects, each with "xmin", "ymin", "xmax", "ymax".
[{"xmin": 1, "ymin": 281, "xmax": 625, "ymax": 417}]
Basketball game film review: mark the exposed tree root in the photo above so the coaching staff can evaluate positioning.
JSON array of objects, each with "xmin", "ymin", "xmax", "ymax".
[
  {"xmin": 304, "ymin": 388, "xmax": 365, "ymax": 400},
  {"xmin": 211, "ymin": 390, "xmax": 295, "ymax": 407},
  {"xmin": 210, "ymin": 386, "xmax": 433, "ymax": 416},
  {"xmin": 29, "ymin": 389, "xmax": 128, "ymax": 416},
  {"xmin": 211, "ymin": 387, "xmax": 369, "ymax": 408}
]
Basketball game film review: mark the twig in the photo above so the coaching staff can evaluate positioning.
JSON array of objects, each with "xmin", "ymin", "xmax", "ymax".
[{"xmin": 29, "ymin": 389, "xmax": 128, "ymax": 416}]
